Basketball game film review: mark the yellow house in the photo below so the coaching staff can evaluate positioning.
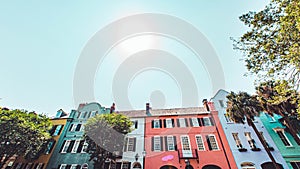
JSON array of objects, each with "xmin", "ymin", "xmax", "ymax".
[{"xmin": 11, "ymin": 110, "xmax": 69, "ymax": 169}]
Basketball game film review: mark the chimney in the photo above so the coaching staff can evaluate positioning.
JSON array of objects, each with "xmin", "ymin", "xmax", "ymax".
[
  {"xmin": 146, "ymin": 103, "xmax": 151, "ymax": 116},
  {"xmin": 110, "ymin": 103, "xmax": 115, "ymax": 114},
  {"xmin": 202, "ymin": 99, "xmax": 210, "ymax": 111}
]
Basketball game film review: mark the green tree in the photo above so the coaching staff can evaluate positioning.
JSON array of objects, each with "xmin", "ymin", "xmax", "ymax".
[
  {"xmin": 0, "ymin": 108, "xmax": 52, "ymax": 168},
  {"xmin": 256, "ymin": 80, "xmax": 300, "ymax": 144},
  {"xmin": 84, "ymin": 113, "xmax": 133, "ymax": 169},
  {"xmin": 226, "ymin": 92, "xmax": 281, "ymax": 169},
  {"xmin": 233, "ymin": 0, "xmax": 300, "ymax": 86}
]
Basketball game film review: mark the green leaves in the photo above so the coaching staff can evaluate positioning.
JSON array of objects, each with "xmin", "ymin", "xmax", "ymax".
[
  {"xmin": 233, "ymin": 0, "xmax": 300, "ymax": 87},
  {"xmin": 0, "ymin": 108, "xmax": 52, "ymax": 161}
]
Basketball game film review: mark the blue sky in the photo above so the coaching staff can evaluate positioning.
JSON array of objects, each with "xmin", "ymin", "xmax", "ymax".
[{"xmin": 0, "ymin": 1, "xmax": 269, "ymax": 116}]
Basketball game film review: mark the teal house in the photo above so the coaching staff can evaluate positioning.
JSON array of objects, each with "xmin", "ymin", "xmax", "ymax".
[
  {"xmin": 260, "ymin": 113, "xmax": 300, "ymax": 169},
  {"xmin": 46, "ymin": 103, "xmax": 110, "ymax": 169}
]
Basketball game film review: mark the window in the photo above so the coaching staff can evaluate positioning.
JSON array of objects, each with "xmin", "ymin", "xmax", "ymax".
[
  {"xmin": 81, "ymin": 140, "xmax": 88, "ymax": 153},
  {"xmin": 241, "ymin": 162, "xmax": 256, "ymax": 169},
  {"xmin": 224, "ymin": 114, "xmax": 233, "ymax": 123},
  {"xmin": 152, "ymin": 136, "xmax": 162, "ymax": 151},
  {"xmin": 274, "ymin": 129, "xmax": 292, "ymax": 146},
  {"xmin": 121, "ymin": 163, "xmax": 129, "ymax": 169},
  {"xmin": 178, "ymin": 118, "xmax": 188, "ymax": 127},
  {"xmin": 190, "ymin": 118, "xmax": 200, "ymax": 127},
  {"xmin": 181, "ymin": 136, "xmax": 191, "ymax": 151},
  {"xmin": 70, "ymin": 164, "xmax": 79, "ymax": 169},
  {"xmin": 232, "ymin": 133, "xmax": 243, "ymax": 149},
  {"xmin": 165, "ymin": 118, "xmax": 174, "ymax": 128},
  {"xmin": 69, "ymin": 124, "xmax": 77, "ymax": 132},
  {"xmin": 61, "ymin": 140, "xmax": 75, "ymax": 153},
  {"xmin": 53, "ymin": 125, "xmax": 63, "ymax": 136},
  {"xmin": 245, "ymin": 132, "xmax": 259, "ymax": 150},
  {"xmin": 81, "ymin": 164, "xmax": 88, "ymax": 169},
  {"xmin": 15, "ymin": 163, "xmax": 23, "ymax": 169},
  {"xmin": 207, "ymin": 135, "xmax": 219, "ymax": 150},
  {"xmin": 36, "ymin": 163, "xmax": 44, "ymax": 169},
  {"xmin": 25, "ymin": 163, "xmax": 33, "ymax": 169},
  {"xmin": 265, "ymin": 113, "xmax": 276, "ymax": 122},
  {"xmin": 45, "ymin": 140, "xmax": 56, "ymax": 154},
  {"xmin": 75, "ymin": 124, "xmax": 82, "ymax": 131},
  {"xmin": 152, "ymin": 119, "xmax": 162, "ymax": 128},
  {"xmin": 291, "ymin": 162, "xmax": 300, "ymax": 169},
  {"xmin": 124, "ymin": 137, "xmax": 136, "ymax": 152},
  {"xmin": 131, "ymin": 120, "xmax": 138, "ymax": 129},
  {"xmin": 195, "ymin": 135, "xmax": 205, "ymax": 151},
  {"xmin": 59, "ymin": 164, "xmax": 67, "ymax": 169},
  {"xmin": 203, "ymin": 117, "xmax": 213, "ymax": 126},
  {"xmin": 219, "ymin": 100, "xmax": 225, "ymax": 107},
  {"xmin": 79, "ymin": 111, "xmax": 87, "ymax": 119},
  {"xmin": 71, "ymin": 140, "xmax": 81, "ymax": 153},
  {"xmin": 166, "ymin": 136, "xmax": 176, "ymax": 151},
  {"xmin": 90, "ymin": 111, "xmax": 97, "ymax": 118}
]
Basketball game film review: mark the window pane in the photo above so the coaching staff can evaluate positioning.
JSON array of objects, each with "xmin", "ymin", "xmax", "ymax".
[
  {"xmin": 167, "ymin": 136, "xmax": 175, "ymax": 151},
  {"xmin": 195, "ymin": 135, "xmax": 205, "ymax": 151}
]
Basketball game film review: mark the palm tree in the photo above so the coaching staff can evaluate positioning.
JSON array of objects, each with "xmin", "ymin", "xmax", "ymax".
[
  {"xmin": 226, "ymin": 91, "xmax": 281, "ymax": 169},
  {"xmin": 256, "ymin": 80, "xmax": 300, "ymax": 145}
]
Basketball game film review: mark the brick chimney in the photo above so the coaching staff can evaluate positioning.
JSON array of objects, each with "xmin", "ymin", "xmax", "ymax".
[{"xmin": 202, "ymin": 99, "xmax": 210, "ymax": 111}]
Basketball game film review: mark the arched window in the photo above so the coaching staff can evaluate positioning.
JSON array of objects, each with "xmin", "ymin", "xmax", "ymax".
[
  {"xmin": 81, "ymin": 163, "xmax": 88, "ymax": 169},
  {"xmin": 132, "ymin": 162, "xmax": 141, "ymax": 169},
  {"xmin": 202, "ymin": 165, "xmax": 221, "ymax": 169}
]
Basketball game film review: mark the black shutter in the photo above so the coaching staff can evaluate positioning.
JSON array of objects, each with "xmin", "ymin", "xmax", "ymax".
[
  {"xmin": 151, "ymin": 120, "xmax": 154, "ymax": 128},
  {"xmin": 33, "ymin": 163, "xmax": 38, "ymax": 169},
  {"xmin": 60, "ymin": 140, "xmax": 66, "ymax": 152},
  {"xmin": 87, "ymin": 111, "xmax": 91, "ymax": 118},
  {"xmin": 189, "ymin": 118, "xmax": 193, "ymax": 127},
  {"xmin": 160, "ymin": 137, "xmax": 163, "ymax": 151},
  {"xmin": 124, "ymin": 138, "xmax": 128, "ymax": 152},
  {"xmin": 69, "ymin": 124, "xmax": 73, "ymax": 131},
  {"xmin": 67, "ymin": 140, "xmax": 75, "ymax": 153},
  {"xmin": 165, "ymin": 136, "xmax": 168, "ymax": 151},
  {"xmin": 177, "ymin": 119, "xmax": 180, "ymax": 127},
  {"xmin": 151, "ymin": 137, "xmax": 154, "ymax": 151},
  {"xmin": 172, "ymin": 119, "xmax": 175, "ymax": 127},
  {"xmin": 77, "ymin": 140, "xmax": 84, "ymax": 153},
  {"xmin": 163, "ymin": 119, "xmax": 166, "ymax": 128},
  {"xmin": 58, "ymin": 165, "xmax": 61, "ymax": 169},
  {"xmin": 198, "ymin": 118, "xmax": 202, "ymax": 126},
  {"xmin": 133, "ymin": 138, "xmax": 136, "ymax": 152},
  {"xmin": 58, "ymin": 125, "xmax": 64, "ymax": 135},
  {"xmin": 49, "ymin": 126, "xmax": 56, "ymax": 135},
  {"xmin": 76, "ymin": 165, "xmax": 81, "ymax": 169},
  {"xmin": 201, "ymin": 118, "xmax": 205, "ymax": 126},
  {"xmin": 185, "ymin": 118, "xmax": 189, "ymax": 127},
  {"xmin": 159, "ymin": 120, "xmax": 162, "ymax": 128},
  {"xmin": 210, "ymin": 117, "xmax": 214, "ymax": 126},
  {"xmin": 48, "ymin": 140, "xmax": 56, "ymax": 154},
  {"xmin": 116, "ymin": 162, "xmax": 122, "ymax": 169},
  {"xmin": 174, "ymin": 136, "xmax": 177, "ymax": 150},
  {"xmin": 135, "ymin": 121, "xmax": 138, "ymax": 129},
  {"xmin": 66, "ymin": 165, "xmax": 71, "ymax": 169},
  {"xmin": 206, "ymin": 136, "xmax": 212, "ymax": 150},
  {"xmin": 77, "ymin": 112, "xmax": 81, "ymax": 118},
  {"xmin": 75, "ymin": 124, "xmax": 81, "ymax": 131}
]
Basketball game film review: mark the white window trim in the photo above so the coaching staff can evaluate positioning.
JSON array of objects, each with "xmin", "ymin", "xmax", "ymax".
[
  {"xmin": 81, "ymin": 140, "xmax": 88, "ymax": 153},
  {"xmin": 180, "ymin": 135, "xmax": 191, "ymax": 151},
  {"xmin": 59, "ymin": 164, "xmax": 67, "ymax": 169},
  {"xmin": 70, "ymin": 124, "xmax": 77, "ymax": 132},
  {"xmin": 153, "ymin": 119, "xmax": 160, "ymax": 128},
  {"xmin": 195, "ymin": 135, "xmax": 205, "ymax": 151},
  {"xmin": 167, "ymin": 136, "xmax": 175, "ymax": 151},
  {"xmin": 71, "ymin": 140, "xmax": 81, "ymax": 153},
  {"xmin": 153, "ymin": 136, "xmax": 161, "ymax": 151},
  {"xmin": 179, "ymin": 118, "xmax": 186, "ymax": 127},
  {"xmin": 61, "ymin": 140, "xmax": 71, "ymax": 153},
  {"xmin": 203, "ymin": 117, "xmax": 212, "ymax": 126},
  {"xmin": 36, "ymin": 163, "xmax": 44, "ymax": 169},
  {"xmin": 127, "ymin": 137, "xmax": 135, "ymax": 152},
  {"xmin": 274, "ymin": 129, "xmax": 293, "ymax": 147},
  {"xmin": 166, "ymin": 118, "xmax": 173, "ymax": 128},
  {"xmin": 191, "ymin": 118, "xmax": 199, "ymax": 127},
  {"xmin": 70, "ymin": 164, "xmax": 78, "ymax": 169},
  {"xmin": 208, "ymin": 134, "xmax": 219, "ymax": 150}
]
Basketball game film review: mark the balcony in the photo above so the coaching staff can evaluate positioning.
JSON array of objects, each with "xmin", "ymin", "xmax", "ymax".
[{"xmin": 177, "ymin": 149, "xmax": 199, "ymax": 163}]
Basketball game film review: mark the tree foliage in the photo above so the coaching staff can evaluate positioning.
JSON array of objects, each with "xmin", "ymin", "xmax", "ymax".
[
  {"xmin": 84, "ymin": 113, "xmax": 133, "ymax": 168},
  {"xmin": 233, "ymin": 0, "xmax": 300, "ymax": 86},
  {"xmin": 0, "ymin": 108, "xmax": 52, "ymax": 167},
  {"xmin": 256, "ymin": 80, "xmax": 300, "ymax": 144}
]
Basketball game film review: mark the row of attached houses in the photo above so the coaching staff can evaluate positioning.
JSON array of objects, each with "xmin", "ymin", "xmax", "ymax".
[{"xmin": 6, "ymin": 89, "xmax": 300, "ymax": 169}]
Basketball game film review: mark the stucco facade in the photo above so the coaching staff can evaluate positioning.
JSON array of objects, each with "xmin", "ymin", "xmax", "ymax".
[
  {"xmin": 46, "ymin": 103, "xmax": 110, "ymax": 169},
  {"xmin": 211, "ymin": 89, "xmax": 288, "ymax": 169},
  {"xmin": 259, "ymin": 113, "xmax": 300, "ymax": 169}
]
